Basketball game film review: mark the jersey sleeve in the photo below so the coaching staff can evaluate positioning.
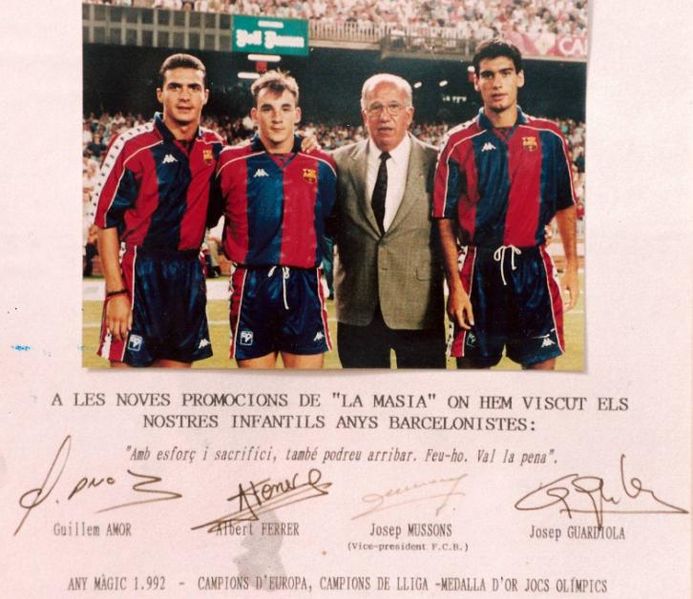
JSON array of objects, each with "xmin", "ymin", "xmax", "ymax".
[
  {"xmin": 432, "ymin": 139, "xmax": 463, "ymax": 219},
  {"xmin": 92, "ymin": 135, "xmax": 140, "ymax": 231},
  {"xmin": 554, "ymin": 131, "xmax": 576, "ymax": 211}
]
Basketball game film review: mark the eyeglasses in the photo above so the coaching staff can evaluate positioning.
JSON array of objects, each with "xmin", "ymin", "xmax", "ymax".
[{"xmin": 365, "ymin": 102, "xmax": 408, "ymax": 117}]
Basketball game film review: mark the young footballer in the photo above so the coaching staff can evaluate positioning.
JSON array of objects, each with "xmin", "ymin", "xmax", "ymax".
[
  {"xmin": 433, "ymin": 39, "xmax": 579, "ymax": 370},
  {"xmin": 93, "ymin": 54, "xmax": 223, "ymax": 367},
  {"xmin": 211, "ymin": 71, "xmax": 337, "ymax": 369}
]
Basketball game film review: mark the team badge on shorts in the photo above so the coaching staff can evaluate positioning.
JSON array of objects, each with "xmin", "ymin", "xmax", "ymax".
[
  {"xmin": 127, "ymin": 334, "xmax": 143, "ymax": 352},
  {"xmin": 522, "ymin": 136, "xmax": 538, "ymax": 151},
  {"xmin": 203, "ymin": 149, "xmax": 214, "ymax": 164},
  {"xmin": 302, "ymin": 168, "xmax": 317, "ymax": 183},
  {"xmin": 239, "ymin": 330, "xmax": 254, "ymax": 346}
]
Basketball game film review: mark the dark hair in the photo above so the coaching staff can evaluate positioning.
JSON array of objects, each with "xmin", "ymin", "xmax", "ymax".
[
  {"xmin": 158, "ymin": 53, "xmax": 207, "ymax": 87},
  {"xmin": 250, "ymin": 70, "xmax": 300, "ymax": 105},
  {"xmin": 472, "ymin": 38, "xmax": 523, "ymax": 75}
]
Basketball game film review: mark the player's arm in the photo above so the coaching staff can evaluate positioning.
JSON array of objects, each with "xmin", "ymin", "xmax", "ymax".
[
  {"xmin": 555, "ymin": 205, "xmax": 579, "ymax": 310},
  {"xmin": 437, "ymin": 218, "xmax": 473, "ymax": 329},
  {"xmin": 97, "ymin": 227, "xmax": 131, "ymax": 342}
]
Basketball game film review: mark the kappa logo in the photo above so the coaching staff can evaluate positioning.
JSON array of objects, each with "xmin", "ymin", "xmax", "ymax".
[
  {"xmin": 313, "ymin": 331, "xmax": 325, "ymax": 342},
  {"xmin": 481, "ymin": 142, "xmax": 497, "ymax": 152},
  {"xmin": 162, "ymin": 154, "xmax": 178, "ymax": 164},
  {"xmin": 541, "ymin": 337, "xmax": 556, "ymax": 348},
  {"xmin": 253, "ymin": 168, "xmax": 269, "ymax": 178},
  {"xmin": 127, "ymin": 334, "xmax": 143, "ymax": 352},
  {"xmin": 239, "ymin": 330, "xmax": 254, "ymax": 346},
  {"xmin": 198, "ymin": 338, "xmax": 211, "ymax": 349},
  {"xmin": 465, "ymin": 331, "xmax": 477, "ymax": 346}
]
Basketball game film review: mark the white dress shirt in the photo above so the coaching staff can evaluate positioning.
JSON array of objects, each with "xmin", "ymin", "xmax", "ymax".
[{"xmin": 366, "ymin": 135, "xmax": 411, "ymax": 232}]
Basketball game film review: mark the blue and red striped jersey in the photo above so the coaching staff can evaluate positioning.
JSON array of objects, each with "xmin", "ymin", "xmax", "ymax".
[
  {"xmin": 216, "ymin": 135, "xmax": 337, "ymax": 268},
  {"xmin": 93, "ymin": 113, "xmax": 223, "ymax": 251},
  {"xmin": 433, "ymin": 108, "xmax": 575, "ymax": 248}
]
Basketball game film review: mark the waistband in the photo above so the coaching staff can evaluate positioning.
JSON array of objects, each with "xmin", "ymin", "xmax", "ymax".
[{"xmin": 126, "ymin": 246, "xmax": 201, "ymax": 259}]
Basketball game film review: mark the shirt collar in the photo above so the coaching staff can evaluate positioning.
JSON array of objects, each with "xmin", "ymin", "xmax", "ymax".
[
  {"xmin": 251, "ymin": 133, "xmax": 302, "ymax": 154},
  {"xmin": 367, "ymin": 133, "xmax": 411, "ymax": 165},
  {"xmin": 154, "ymin": 112, "xmax": 203, "ymax": 141},
  {"xmin": 477, "ymin": 106, "xmax": 527, "ymax": 130}
]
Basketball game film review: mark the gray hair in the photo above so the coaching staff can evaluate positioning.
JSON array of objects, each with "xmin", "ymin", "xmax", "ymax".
[{"xmin": 360, "ymin": 73, "xmax": 413, "ymax": 110}]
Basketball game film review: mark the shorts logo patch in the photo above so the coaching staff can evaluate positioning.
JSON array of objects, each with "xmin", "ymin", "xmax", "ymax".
[
  {"xmin": 313, "ymin": 331, "xmax": 324, "ymax": 342},
  {"xmin": 239, "ymin": 330, "xmax": 254, "ymax": 346},
  {"xmin": 465, "ymin": 331, "xmax": 477, "ymax": 347},
  {"xmin": 522, "ymin": 136, "xmax": 538, "ymax": 151},
  {"xmin": 127, "ymin": 334, "xmax": 143, "ymax": 352},
  {"xmin": 302, "ymin": 168, "xmax": 317, "ymax": 183},
  {"xmin": 203, "ymin": 149, "xmax": 214, "ymax": 165},
  {"xmin": 541, "ymin": 337, "xmax": 556, "ymax": 347},
  {"xmin": 198, "ymin": 338, "xmax": 210, "ymax": 349}
]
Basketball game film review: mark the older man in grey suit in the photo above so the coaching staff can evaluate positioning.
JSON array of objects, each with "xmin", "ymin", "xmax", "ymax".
[{"xmin": 331, "ymin": 74, "xmax": 446, "ymax": 368}]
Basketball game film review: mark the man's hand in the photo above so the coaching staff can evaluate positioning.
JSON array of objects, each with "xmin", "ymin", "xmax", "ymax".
[
  {"xmin": 447, "ymin": 287, "xmax": 474, "ymax": 330},
  {"xmin": 561, "ymin": 266, "xmax": 579, "ymax": 311},
  {"xmin": 106, "ymin": 295, "xmax": 132, "ymax": 342},
  {"xmin": 300, "ymin": 135, "xmax": 320, "ymax": 153}
]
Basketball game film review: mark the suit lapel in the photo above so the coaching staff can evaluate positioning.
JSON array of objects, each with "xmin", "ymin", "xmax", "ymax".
[
  {"xmin": 348, "ymin": 141, "xmax": 381, "ymax": 236},
  {"xmin": 388, "ymin": 135, "xmax": 427, "ymax": 234}
]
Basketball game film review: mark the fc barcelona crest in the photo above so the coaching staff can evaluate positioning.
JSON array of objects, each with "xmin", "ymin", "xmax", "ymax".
[
  {"xmin": 203, "ymin": 149, "xmax": 214, "ymax": 164},
  {"xmin": 302, "ymin": 168, "xmax": 317, "ymax": 183},
  {"xmin": 522, "ymin": 136, "xmax": 538, "ymax": 151}
]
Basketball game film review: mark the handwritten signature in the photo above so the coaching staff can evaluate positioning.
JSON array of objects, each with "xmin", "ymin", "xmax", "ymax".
[
  {"xmin": 15, "ymin": 435, "xmax": 181, "ymax": 536},
  {"xmin": 191, "ymin": 470, "xmax": 331, "ymax": 534},
  {"xmin": 514, "ymin": 454, "xmax": 689, "ymax": 528},
  {"xmin": 352, "ymin": 474, "xmax": 467, "ymax": 520},
  {"xmin": 15, "ymin": 435, "xmax": 330, "ymax": 536}
]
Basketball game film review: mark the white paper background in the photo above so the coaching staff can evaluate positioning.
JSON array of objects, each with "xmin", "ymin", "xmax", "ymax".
[{"xmin": 0, "ymin": 1, "xmax": 691, "ymax": 597}]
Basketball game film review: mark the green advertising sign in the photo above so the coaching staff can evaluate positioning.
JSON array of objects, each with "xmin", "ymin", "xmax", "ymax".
[{"xmin": 231, "ymin": 15, "xmax": 309, "ymax": 57}]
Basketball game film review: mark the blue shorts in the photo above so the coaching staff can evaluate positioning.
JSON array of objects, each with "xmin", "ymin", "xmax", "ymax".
[
  {"xmin": 229, "ymin": 265, "xmax": 332, "ymax": 361},
  {"xmin": 451, "ymin": 245, "xmax": 564, "ymax": 367},
  {"xmin": 98, "ymin": 247, "xmax": 212, "ymax": 367}
]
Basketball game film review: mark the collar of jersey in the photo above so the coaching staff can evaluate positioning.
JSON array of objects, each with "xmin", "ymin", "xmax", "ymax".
[
  {"xmin": 477, "ymin": 106, "xmax": 528, "ymax": 130},
  {"xmin": 251, "ymin": 133, "xmax": 302, "ymax": 154},
  {"xmin": 153, "ymin": 112, "xmax": 203, "ymax": 141}
]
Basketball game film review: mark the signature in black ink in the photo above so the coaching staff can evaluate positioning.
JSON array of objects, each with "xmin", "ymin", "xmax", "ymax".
[
  {"xmin": 15, "ymin": 435, "xmax": 181, "ymax": 535},
  {"xmin": 191, "ymin": 469, "xmax": 331, "ymax": 534},
  {"xmin": 352, "ymin": 474, "xmax": 467, "ymax": 520},
  {"xmin": 514, "ymin": 454, "xmax": 689, "ymax": 528}
]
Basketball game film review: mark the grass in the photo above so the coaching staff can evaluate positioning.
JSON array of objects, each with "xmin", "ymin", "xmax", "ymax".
[{"xmin": 82, "ymin": 272, "xmax": 585, "ymax": 371}]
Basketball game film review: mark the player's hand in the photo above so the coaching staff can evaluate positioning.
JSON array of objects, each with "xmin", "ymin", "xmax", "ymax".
[
  {"xmin": 300, "ymin": 135, "xmax": 321, "ymax": 153},
  {"xmin": 561, "ymin": 267, "xmax": 579, "ymax": 311},
  {"xmin": 447, "ymin": 288, "xmax": 474, "ymax": 330},
  {"xmin": 106, "ymin": 294, "xmax": 132, "ymax": 342}
]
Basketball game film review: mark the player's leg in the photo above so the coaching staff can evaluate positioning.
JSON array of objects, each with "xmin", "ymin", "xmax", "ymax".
[
  {"xmin": 281, "ymin": 352, "xmax": 324, "ymax": 369},
  {"xmin": 152, "ymin": 359, "xmax": 192, "ymax": 368},
  {"xmin": 507, "ymin": 246, "xmax": 564, "ymax": 369},
  {"xmin": 228, "ymin": 267, "xmax": 277, "ymax": 367},
  {"xmin": 525, "ymin": 358, "xmax": 556, "ymax": 370},
  {"xmin": 238, "ymin": 352, "xmax": 279, "ymax": 368},
  {"xmin": 452, "ymin": 248, "xmax": 504, "ymax": 369},
  {"xmin": 277, "ymin": 268, "xmax": 331, "ymax": 368}
]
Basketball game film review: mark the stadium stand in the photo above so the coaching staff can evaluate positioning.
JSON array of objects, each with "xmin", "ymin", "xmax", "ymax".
[{"xmin": 83, "ymin": 0, "xmax": 587, "ymax": 58}]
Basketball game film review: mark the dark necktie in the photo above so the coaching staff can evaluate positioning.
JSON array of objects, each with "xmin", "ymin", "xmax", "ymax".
[{"xmin": 371, "ymin": 151, "xmax": 390, "ymax": 234}]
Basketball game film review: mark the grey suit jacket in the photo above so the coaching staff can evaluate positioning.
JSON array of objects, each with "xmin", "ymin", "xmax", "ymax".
[{"xmin": 332, "ymin": 134, "xmax": 444, "ymax": 330}]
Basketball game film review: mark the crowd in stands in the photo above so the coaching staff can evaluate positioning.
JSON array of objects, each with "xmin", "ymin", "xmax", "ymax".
[
  {"xmin": 83, "ymin": 110, "xmax": 585, "ymax": 273},
  {"xmin": 84, "ymin": 0, "xmax": 588, "ymax": 41}
]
